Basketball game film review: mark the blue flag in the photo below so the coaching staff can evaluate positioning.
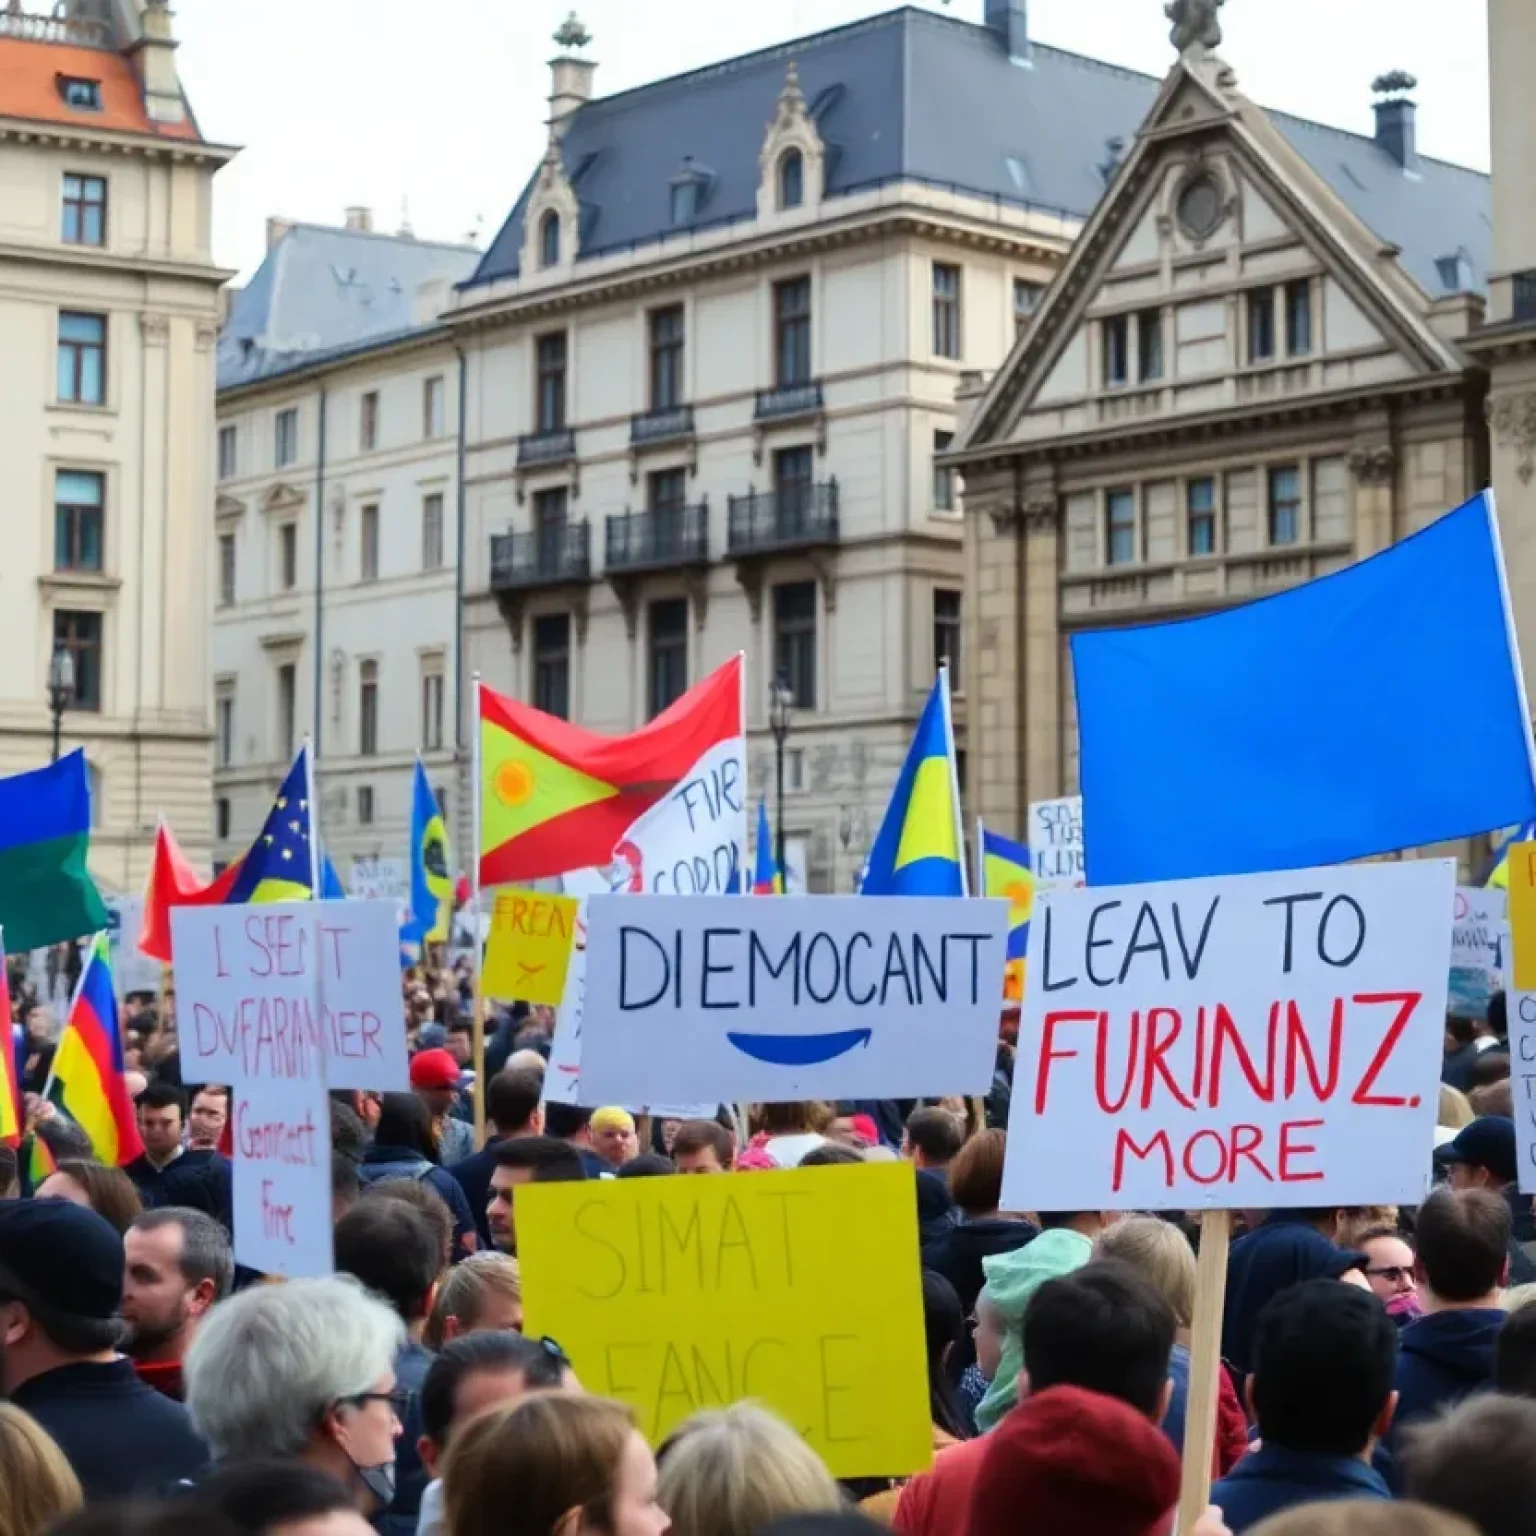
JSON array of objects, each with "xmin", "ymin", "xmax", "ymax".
[
  {"xmin": 319, "ymin": 856, "xmax": 346, "ymax": 900},
  {"xmin": 405, "ymin": 758, "xmax": 452, "ymax": 945},
  {"xmin": 225, "ymin": 747, "xmax": 317, "ymax": 903},
  {"xmin": 1074, "ymin": 492, "xmax": 1536, "ymax": 885}
]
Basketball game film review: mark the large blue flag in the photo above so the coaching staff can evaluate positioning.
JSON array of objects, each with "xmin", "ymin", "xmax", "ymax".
[
  {"xmin": 1074, "ymin": 492, "xmax": 1536, "ymax": 885},
  {"xmin": 404, "ymin": 758, "xmax": 452, "ymax": 944}
]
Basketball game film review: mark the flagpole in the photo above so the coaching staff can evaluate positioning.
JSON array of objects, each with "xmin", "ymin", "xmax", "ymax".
[
  {"xmin": 940, "ymin": 666, "xmax": 969, "ymax": 898},
  {"xmin": 302, "ymin": 739, "xmax": 321, "ymax": 898},
  {"xmin": 1485, "ymin": 488, "xmax": 1536, "ymax": 807},
  {"xmin": 470, "ymin": 675, "xmax": 487, "ymax": 1150},
  {"xmin": 974, "ymin": 814, "xmax": 986, "ymax": 901}
]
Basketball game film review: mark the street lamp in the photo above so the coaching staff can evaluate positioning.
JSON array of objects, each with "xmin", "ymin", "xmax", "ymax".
[
  {"xmin": 47, "ymin": 644, "xmax": 75, "ymax": 763},
  {"xmin": 769, "ymin": 670, "xmax": 794, "ymax": 890}
]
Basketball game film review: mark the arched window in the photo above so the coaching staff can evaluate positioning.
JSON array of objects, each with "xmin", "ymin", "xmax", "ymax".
[
  {"xmin": 778, "ymin": 149, "xmax": 804, "ymax": 210},
  {"xmin": 539, "ymin": 210, "xmax": 561, "ymax": 269}
]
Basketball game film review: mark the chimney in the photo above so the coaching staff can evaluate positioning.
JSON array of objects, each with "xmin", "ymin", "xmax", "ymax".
[
  {"xmin": 126, "ymin": 0, "xmax": 186, "ymax": 126},
  {"xmin": 985, "ymin": 0, "xmax": 1030, "ymax": 63},
  {"xmin": 344, "ymin": 206, "xmax": 374, "ymax": 233},
  {"xmin": 1372, "ymin": 71, "xmax": 1419, "ymax": 173},
  {"xmin": 548, "ymin": 10, "xmax": 596, "ymax": 140},
  {"xmin": 265, "ymin": 216, "xmax": 294, "ymax": 250}
]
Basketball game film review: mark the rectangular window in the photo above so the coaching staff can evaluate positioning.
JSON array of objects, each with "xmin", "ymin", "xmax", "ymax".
[
  {"xmin": 217, "ymin": 532, "xmax": 236, "ymax": 607},
  {"xmin": 648, "ymin": 598, "xmax": 689, "ymax": 719},
  {"xmin": 774, "ymin": 276, "xmax": 812, "ymax": 387},
  {"xmin": 773, "ymin": 445, "xmax": 814, "ymax": 538},
  {"xmin": 533, "ymin": 613, "xmax": 571, "ymax": 720},
  {"xmin": 933, "ymin": 430, "xmax": 956, "ymax": 512},
  {"xmin": 1268, "ymin": 465, "xmax": 1301, "ymax": 546},
  {"xmin": 359, "ymin": 659, "xmax": 379, "ymax": 756},
  {"xmin": 215, "ymin": 688, "xmax": 235, "ymax": 769},
  {"xmin": 1285, "ymin": 278, "xmax": 1313, "ymax": 357},
  {"xmin": 1138, "ymin": 309, "xmax": 1164, "ymax": 382},
  {"xmin": 536, "ymin": 332, "xmax": 567, "ymax": 433},
  {"xmin": 421, "ymin": 493, "xmax": 445, "ymax": 571},
  {"xmin": 1102, "ymin": 315, "xmax": 1128, "ymax": 388},
  {"xmin": 649, "ymin": 305, "xmax": 685, "ymax": 411},
  {"xmin": 932, "ymin": 263, "xmax": 961, "ymax": 359},
  {"xmin": 533, "ymin": 486, "xmax": 569, "ymax": 575},
  {"xmin": 423, "ymin": 375, "xmax": 445, "ymax": 438},
  {"xmin": 933, "ymin": 588, "xmax": 962, "ymax": 680},
  {"xmin": 279, "ymin": 523, "xmax": 298, "ymax": 591},
  {"xmin": 1186, "ymin": 477, "xmax": 1216, "ymax": 557},
  {"xmin": 357, "ymin": 785, "xmax": 376, "ymax": 826},
  {"xmin": 275, "ymin": 407, "xmax": 299, "ymax": 467},
  {"xmin": 61, "ymin": 173, "xmax": 106, "ymax": 246},
  {"xmin": 420, "ymin": 664, "xmax": 444, "ymax": 751},
  {"xmin": 1248, "ymin": 290, "xmax": 1276, "ymax": 363},
  {"xmin": 215, "ymin": 798, "xmax": 231, "ymax": 841},
  {"xmin": 1106, "ymin": 488, "xmax": 1137, "ymax": 567},
  {"xmin": 53, "ymin": 610, "xmax": 102, "ymax": 711},
  {"xmin": 60, "ymin": 76, "xmax": 101, "ymax": 111},
  {"xmin": 54, "ymin": 469, "xmax": 104, "ymax": 572},
  {"xmin": 360, "ymin": 391, "xmax": 379, "ymax": 451},
  {"xmin": 360, "ymin": 504, "xmax": 380, "ymax": 581},
  {"xmin": 276, "ymin": 662, "xmax": 296, "ymax": 758},
  {"xmin": 217, "ymin": 424, "xmax": 237, "ymax": 481},
  {"xmin": 1014, "ymin": 278, "xmax": 1043, "ymax": 334},
  {"xmin": 773, "ymin": 582, "xmax": 817, "ymax": 710},
  {"xmin": 57, "ymin": 311, "xmax": 105, "ymax": 404},
  {"xmin": 648, "ymin": 467, "xmax": 687, "ymax": 513}
]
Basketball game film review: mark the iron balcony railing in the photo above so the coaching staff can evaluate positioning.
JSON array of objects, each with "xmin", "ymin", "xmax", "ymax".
[
  {"xmin": 630, "ymin": 404, "xmax": 695, "ymax": 446},
  {"xmin": 754, "ymin": 380, "xmax": 823, "ymax": 422},
  {"xmin": 516, "ymin": 426, "xmax": 576, "ymax": 467},
  {"xmin": 605, "ymin": 503, "xmax": 709, "ymax": 572},
  {"xmin": 489, "ymin": 520, "xmax": 591, "ymax": 589},
  {"xmin": 726, "ymin": 480, "xmax": 839, "ymax": 555}
]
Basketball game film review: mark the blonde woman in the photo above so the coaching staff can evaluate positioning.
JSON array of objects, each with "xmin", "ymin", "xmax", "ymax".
[
  {"xmin": 0, "ymin": 1403, "xmax": 82, "ymax": 1536},
  {"xmin": 656, "ymin": 1404, "xmax": 841, "ymax": 1536}
]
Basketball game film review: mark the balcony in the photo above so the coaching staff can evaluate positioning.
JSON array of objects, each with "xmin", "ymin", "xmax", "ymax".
[
  {"xmin": 727, "ymin": 481, "xmax": 839, "ymax": 557},
  {"xmin": 630, "ymin": 405, "xmax": 695, "ymax": 448},
  {"xmin": 517, "ymin": 426, "xmax": 576, "ymax": 469},
  {"xmin": 754, "ymin": 380, "xmax": 823, "ymax": 423},
  {"xmin": 605, "ymin": 503, "xmax": 709, "ymax": 573},
  {"xmin": 489, "ymin": 521, "xmax": 591, "ymax": 591}
]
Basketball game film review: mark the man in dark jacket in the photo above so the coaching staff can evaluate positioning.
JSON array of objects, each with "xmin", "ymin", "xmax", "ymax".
[
  {"xmin": 448, "ymin": 1066, "xmax": 543, "ymax": 1249},
  {"xmin": 1437, "ymin": 1115, "xmax": 1536, "ymax": 1283},
  {"xmin": 0, "ymin": 1200, "xmax": 207, "ymax": 1499}
]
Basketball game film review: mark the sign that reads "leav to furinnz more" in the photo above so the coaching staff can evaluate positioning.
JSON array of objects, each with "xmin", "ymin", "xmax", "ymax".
[
  {"xmin": 579, "ymin": 894, "xmax": 1011, "ymax": 1105},
  {"xmin": 1001, "ymin": 860, "xmax": 1454, "ymax": 1213}
]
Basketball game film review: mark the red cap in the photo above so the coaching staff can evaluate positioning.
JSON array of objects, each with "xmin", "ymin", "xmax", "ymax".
[{"xmin": 409, "ymin": 1048, "xmax": 462, "ymax": 1090}]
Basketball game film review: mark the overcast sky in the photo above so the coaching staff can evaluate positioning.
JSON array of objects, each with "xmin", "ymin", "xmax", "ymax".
[{"xmin": 172, "ymin": 0, "xmax": 1491, "ymax": 280}]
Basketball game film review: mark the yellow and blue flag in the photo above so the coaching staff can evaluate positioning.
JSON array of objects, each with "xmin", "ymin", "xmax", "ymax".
[
  {"xmin": 752, "ymin": 799, "xmax": 782, "ymax": 894},
  {"xmin": 1487, "ymin": 820, "xmax": 1536, "ymax": 889},
  {"xmin": 979, "ymin": 823, "xmax": 1033, "ymax": 1002},
  {"xmin": 861, "ymin": 673, "xmax": 964, "ymax": 897},
  {"xmin": 225, "ymin": 747, "xmax": 317, "ymax": 904},
  {"xmin": 406, "ymin": 757, "xmax": 452, "ymax": 943}
]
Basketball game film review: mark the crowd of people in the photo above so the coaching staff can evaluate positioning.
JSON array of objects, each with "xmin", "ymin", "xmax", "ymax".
[{"xmin": 4, "ymin": 969, "xmax": 1536, "ymax": 1536}]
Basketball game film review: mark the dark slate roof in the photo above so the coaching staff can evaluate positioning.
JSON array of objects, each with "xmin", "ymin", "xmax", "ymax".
[
  {"xmin": 219, "ymin": 224, "xmax": 479, "ymax": 391},
  {"xmin": 466, "ymin": 5, "xmax": 1489, "ymax": 301}
]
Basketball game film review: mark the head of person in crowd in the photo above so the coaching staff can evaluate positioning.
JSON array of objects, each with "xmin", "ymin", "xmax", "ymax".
[
  {"xmin": 615, "ymin": 1153, "xmax": 677, "ymax": 1178},
  {"xmin": 1444, "ymin": 1013, "xmax": 1478, "ymax": 1061},
  {"xmin": 1470, "ymin": 1049, "xmax": 1512, "ymax": 1090},
  {"xmin": 488, "ymin": 1067, "xmax": 545, "ymax": 1140},
  {"xmin": 135, "ymin": 1082, "xmax": 186, "ymax": 1169},
  {"xmin": 506, "ymin": 1046, "xmax": 550, "ymax": 1077},
  {"xmin": 656, "ymin": 1403, "xmax": 839, "ymax": 1536},
  {"xmin": 1438, "ymin": 1117, "xmax": 1520, "ymax": 1193},
  {"xmin": 945, "ymin": 1129, "xmax": 1010, "ymax": 1221},
  {"xmin": 334, "ymin": 1198, "xmax": 444, "ymax": 1344},
  {"xmin": 409, "ymin": 1050, "xmax": 464, "ymax": 1124},
  {"xmin": 446, "ymin": 1022, "xmax": 474, "ymax": 1069},
  {"xmin": 671, "ymin": 1119, "xmax": 733, "ymax": 1174},
  {"xmin": 1352, "ymin": 1224, "xmax": 1419, "ymax": 1315},
  {"xmin": 1470, "ymin": 1078, "xmax": 1515, "ymax": 1118},
  {"xmin": 332, "ymin": 1090, "xmax": 383, "ymax": 1138},
  {"xmin": 31, "ymin": 1112, "xmax": 94, "ymax": 1166},
  {"xmin": 121, "ymin": 1207, "xmax": 234, "ymax": 1391},
  {"xmin": 332, "ymin": 1152, "xmax": 362, "ymax": 1224},
  {"xmin": 1438, "ymin": 1084, "xmax": 1476, "ymax": 1133},
  {"xmin": 35, "ymin": 1159, "xmax": 142, "ymax": 1236},
  {"xmin": 48, "ymin": 1507, "xmax": 240, "ymax": 1536},
  {"xmin": 363, "ymin": 1176, "xmax": 455, "ymax": 1272},
  {"xmin": 0, "ymin": 1400, "xmax": 84, "ymax": 1536},
  {"xmin": 590, "ymin": 1108, "xmax": 640, "ymax": 1170},
  {"xmin": 920, "ymin": 1270, "xmax": 971, "ymax": 1442},
  {"xmin": 545, "ymin": 1102, "xmax": 596, "ymax": 1147},
  {"xmin": 373, "ymin": 1091, "xmax": 441, "ymax": 1163},
  {"xmin": 0, "ymin": 1145, "xmax": 17, "ymax": 1202},
  {"xmin": 185, "ymin": 1275, "xmax": 406, "ymax": 1514},
  {"xmin": 424, "ymin": 1252, "xmax": 523, "ymax": 1350},
  {"xmin": 1093, "ymin": 1217, "xmax": 1195, "ymax": 1337},
  {"xmin": 1404, "ymin": 1393, "xmax": 1536, "ymax": 1536},
  {"xmin": 1494, "ymin": 1297, "xmax": 1536, "ymax": 1395},
  {"xmin": 487, "ymin": 1136, "xmax": 587, "ymax": 1253},
  {"xmin": 329, "ymin": 1098, "xmax": 369, "ymax": 1165},
  {"xmin": 1413, "ymin": 1186, "xmax": 1509, "ymax": 1308},
  {"xmin": 189, "ymin": 1459, "xmax": 375, "ymax": 1536},
  {"xmin": 1334, "ymin": 1206, "xmax": 1399, "ymax": 1249},
  {"xmin": 799, "ymin": 1142, "xmax": 864, "ymax": 1167},
  {"xmin": 1245, "ymin": 1504, "xmax": 1478, "ymax": 1536},
  {"xmin": 443, "ymin": 1393, "xmax": 666, "ymax": 1536},
  {"xmin": 901, "ymin": 1107, "xmax": 965, "ymax": 1173},
  {"xmin": 186, "ymin": 1085, "xmax": 230, "ymax": 1152}
]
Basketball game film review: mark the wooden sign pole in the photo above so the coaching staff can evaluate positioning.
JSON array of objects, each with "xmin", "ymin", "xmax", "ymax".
[{"xmin": 1177, "ymin": 1209, "xmax": 1232, "ymax": 1533}]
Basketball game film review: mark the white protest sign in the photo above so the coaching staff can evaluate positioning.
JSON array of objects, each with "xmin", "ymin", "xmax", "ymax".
[
  {"xmin": 579, "ymin": 894, "xmax": 1011, "ymax": 1104},
  {"xmin": 1449, "ymin": 885, "xmax": 1506, "ymax": 1017},
  {"xmin": 349, "ymin": 857, "xmax": 405, "ymax": 902},
  {"xmin": 1001, "ymin": 859, "xmax": 1453, "ymax": 1212},
  {"xmin": 104, "ymin": 896, "xmax": 162, "ymax": 997},
  {"xmin": 1028, "ymin": 796, "xmax": 1084, "ymax": 891},
  {"xmin": 1512, "ymin": 988, "xmax": 1536, "ymax": 1193}
]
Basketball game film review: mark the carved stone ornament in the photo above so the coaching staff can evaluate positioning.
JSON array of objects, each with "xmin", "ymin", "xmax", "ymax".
[
  {"xmin": 1022, "ymin": 495, "xmax": 1058, "ymax": 532},
  {"xmin": 1348, "ymin": 446, "xmax": 1396, "ymax": 486},
  {"xmin": 1166, "ymin": 0, "xmax": 1224, "ymax": 56},
  {"xmin": 1489, "ymin": 392, "xmax": 1536, "ymax": 486},
  {"xmin": 756, "ymin": 61, "xmax": 826, "ymax": 220}
]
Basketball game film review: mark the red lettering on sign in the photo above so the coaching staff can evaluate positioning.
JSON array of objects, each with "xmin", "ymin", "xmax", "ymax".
[
  {"xmin": 1350, "ymin": 992, "xmax": 1422, "ymax": 1107},
  {"xmin": 1035, "ymin": 1010, "xmax": 1099, "ymax": 1114},
  {"xmin": 1278, "ymin": 1118, "xmax": 1325, "ymax": 1182}
]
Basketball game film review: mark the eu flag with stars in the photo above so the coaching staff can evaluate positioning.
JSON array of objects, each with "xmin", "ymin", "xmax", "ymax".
[
  {"xmin": 226, "ymin": 747, "xmax": 317, "ymax": 904},
  {"xmin": 861, "ymin": 673, "xmax": 965, "ymax": 896}
]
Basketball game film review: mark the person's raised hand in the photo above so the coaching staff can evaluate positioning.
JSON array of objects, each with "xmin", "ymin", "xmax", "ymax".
[{"xmin": 1187, "ymin": 1506, "xmax": 1232, "ymax": 1536}]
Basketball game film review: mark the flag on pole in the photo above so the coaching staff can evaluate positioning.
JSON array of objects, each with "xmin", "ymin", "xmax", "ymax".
[
  {"xmin": 751, "ymin": 799, "xmax": 783, "ymax": 894},
  {"xmin": 319, "ymin": 855, "xmax": 347, "ymax": 900},
  {"xmin": 224, "ymin": 747, "xmax": 318, "ymax": 904},
  {"xmin": 407, "ymin": 758, "xmax": 453, "ymax": 941},
  {"xmin": 139, "ymin": 818, "xmax": 242, "ymax": 963},
  {"xmin": 25, "ymin": 1131, "xmax": 57, "ymax": 1192},
  {"xmin": 861, "ymin": 671, "xmax": 966, "ymax": 897},
  {"xmin": 44, "ymin": 934, "xmax": 142, "ymax": 1167},
  {"xmin": 979, "ymin": 824, "xmax": 1033, "ymax": 1003},
  {"xmin": 0, "ymin": 961, "xmax": 19, "ymax": 1147},
  {"xmin": 1487, "ymin": 821, "xmax": 1536, "ymax": 889}
]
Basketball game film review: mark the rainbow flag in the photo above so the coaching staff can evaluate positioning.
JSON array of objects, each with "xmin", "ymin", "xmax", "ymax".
[
  {"xmin": 44, "ymin": 934, "xmax": 143, "ymax": 1166},
  {"xmin": 979, "ymin": 823, "xmax": 1033, "ymax": 1003},
  {"xmin": 0, "ymin": 962, "xmax": 19, "ymax": 1146},
  {"xmin": 26, "ymin": 1130, "xmax": 57, "ymax": 1191},
  {"xmin": 752, "ymin": 799, "xmax": 783, "ymax": 894}
]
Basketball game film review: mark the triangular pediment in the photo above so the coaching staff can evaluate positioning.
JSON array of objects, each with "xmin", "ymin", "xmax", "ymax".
[
  {"xmin": 261, "ymin": 482, "xmax": 307, "ymax": 515},
  {"xmin": 215, "ymin": 493, "xmax": 246, "ymax": 521}
]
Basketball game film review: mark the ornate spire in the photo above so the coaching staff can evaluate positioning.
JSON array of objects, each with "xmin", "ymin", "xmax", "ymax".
[
  {"xmin": 1166, "ymin": 0, "xmax": 1224, "ymax": 59},
  {"xmin": 553, "ymin": 11, "xmax": 590, "ymax": 51}
]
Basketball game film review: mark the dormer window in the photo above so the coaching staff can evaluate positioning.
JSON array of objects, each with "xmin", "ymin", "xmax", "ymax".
[
  {"xmin": 58, "ymin": 76, "xmax": 102, "ymax": 112},
  {"xmin": 670, "ymin": 181, "xmax": 697, "ymax": 226},
  {"xmin": 539, "ymin": 210, "xmax": 561, "ymax": 269},
  {"xmin": 778, "ymin": 149, "xmax": 804, "ymax": 210}
]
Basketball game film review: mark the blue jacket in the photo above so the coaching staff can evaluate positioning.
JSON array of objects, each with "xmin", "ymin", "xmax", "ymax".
[
  {"xmin": 1211, "ymin": 1445, "xmax": 1390, "ymax": 1532},
  {"xmin": 358, "ymin": 1146, "xmax": 477, "ymax": 1257},
  {"xmin": 447, "ymin": 1137, "xmax": 503, "ymax": 1249},
  {"xmin": 1387, "ymin": 1308, "xmax": 1504, "ymax": 1458}
]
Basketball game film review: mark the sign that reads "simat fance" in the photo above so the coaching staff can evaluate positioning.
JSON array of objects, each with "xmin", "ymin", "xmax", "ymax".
[
  {"xmin": 579, "ymin": 894, "xmax": 1010, "ymax": 1104},
  {"xmin": 1002, "ymin": 859, "xmax": 1454, "ymax": 1213}
]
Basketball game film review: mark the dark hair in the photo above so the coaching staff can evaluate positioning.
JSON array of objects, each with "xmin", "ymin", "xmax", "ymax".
[
  {"xmin": 0, "ymin": 1255, "xmax": 124, "ymax": 1355},
  {"xmin": 1496, "ymin": 1303, "xmax": 1536, "ymax": 1397},
  {"xmin": 921, "ymin": 1270, "xmax": 970, "ymax": 1440},
  {"xmin": 1488, "ymin": 990, "xmax": 1508, "ymax": 1043},
  {"xmin": 375, "ymin": 1091, "xmax": 440, "ymax": 1162},
  {"xmin": 670, "ymin": 1119, "xmax": 733, "ymax": 1166},
  {"xmin": 420, "ymin": 1331, "xmax": 570, "ymax": 1447},
  {"xmin": 1446, "ymin": 1015, "xmax": 1478, "ymax": 1047},
  {"xmin": 615, "ymin": 1153, "xmax": 676, "ymax": 1178},
  {"xmin": 0, "ymin": 1143, "xmax": 16, "ymax": 1196},
  {"xmin": 905, "ymin": 1107, "xmax": 965, "ymax": 1165},
  {"xmin": 1415, "ymin": 1187, "xmax": 1510, "ymax": 1302},
  {"xmin": 188, "ymin": 1084, "xmax": 230, "ymax": 1108},
  {"xmin": 52, "ymin": 1159, "xmax": 143, "ymax": 1235},
  {"xmin": 1035, "ymin": 1211, "xmax": 1089, "ymax": 1230},
  {"xmin": 1249, "ymin": 1279, "xmax": 1397, "ymax": 1455},
  {"xmin": 487, "ymin": 1068, "xmax": 545, "ymax": 1135},
  {"xmin": 492, "ymin": 1136, "xmax": 586, "ymax": 1182},
  {"xmin": 35, "ymin": 1116, "xmax": 94, "ymax": 1162},
  {"xmin": 542, "ymin": 1103, "xmax": 593, "ymax": 1140},
  {"xmin": 329, "ymin": 1097, "xmax": 368, "ymax": 1162},
  {"xmin": 800, "ymin": 1142, "xmax": 864, "ymax": 1167},
  {"xmin": 130, "ymin": 1207, "xmax": 235, "ymax": 1300},
  {"xmin": 334, "ymin": 1196, "xmax": 443, "ymax": 1322},
  {"xmin": 1021, "ymin": 1260, "xmax": 1175, "ymax": 1418},
  {"xmin": 188, "ymin": 1459, "xmax": 356, "ymax": 1534},
  {"xmin": 136, "ymin": 1081, "xmax": 185, "ymax": 1116},
  {"xmin": 48, "ymin": 1506, "xmax": 240, "ymax": 1536},
  {"xmin": 948, "ymin": 1128, "xmax": 1006, "ymax": 1216},
  {"xmin": 1471, "ymin": 1051, "xmax": 1512, "ymax": 1089},
  {"xmin": 364, "ymin": 1176, "xmax": 455, "ymax": 1270},
  {"xmin": 1405, "ymin": 1393, "xmax": 1536, "ymax": 1536},
  {"xmin": 332, "ymin": 1151, "xmax": 361, "ymax": 1206}
]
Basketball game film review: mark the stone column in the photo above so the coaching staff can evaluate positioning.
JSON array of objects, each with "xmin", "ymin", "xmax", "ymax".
[
  {"xmin": 1348, "ymin": 443, "xmax": 1397, "ymax": 557},
  {"xmin": 1020, "ymin": 497, "xmax": 1062, "ymax": 807}
]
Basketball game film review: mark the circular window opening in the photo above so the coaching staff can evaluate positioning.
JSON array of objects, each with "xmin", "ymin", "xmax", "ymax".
[{"xmin": 1177, "ymin": 174, "xmax": 1224, "ymax": 241}]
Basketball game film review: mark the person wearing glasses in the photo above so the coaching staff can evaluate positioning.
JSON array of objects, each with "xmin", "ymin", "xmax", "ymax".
[
  {"xmin": 184, "ymin": 1274, "xmax": 406, "ymax": 1517},
  {"xmin": 1355, "ymin": 1224, "xmax": 1422, "ymax": 1324}
]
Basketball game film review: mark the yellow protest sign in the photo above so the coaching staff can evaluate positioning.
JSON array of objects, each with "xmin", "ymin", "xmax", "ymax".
[
  {"xmin": 1507, "ymin": 841, "xmax": 1536, "ymax": 990},
  {"xmin": 518, "ymin": 1161, "xmax": 932, "ymax": 1479},
  {"xmin": 482, "ymin": 890, "xmax": 578, "ymax": 1005}
]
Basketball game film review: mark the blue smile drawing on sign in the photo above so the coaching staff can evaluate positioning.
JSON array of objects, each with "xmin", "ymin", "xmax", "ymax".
[{"xmin": 726, "ymin": 1028, "xmax": 873, "ymax": 1066}]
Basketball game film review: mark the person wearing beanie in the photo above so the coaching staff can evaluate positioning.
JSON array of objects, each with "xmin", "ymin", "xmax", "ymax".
[
  {"xmin": 0, "ymin": 1200, "xmax": 208, "ymax": 1499},
  {"xmin": 590, "ymin": 1107, "xmax": 640, "ymax": 1170},
  {"xmin": 410, "ymin": 1048, "xmax": 473, "ymax": 1168}
]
